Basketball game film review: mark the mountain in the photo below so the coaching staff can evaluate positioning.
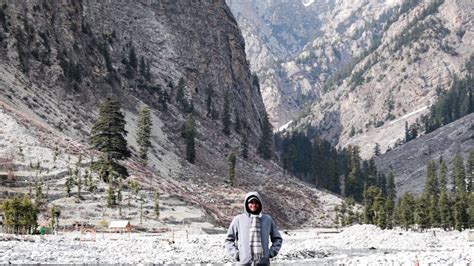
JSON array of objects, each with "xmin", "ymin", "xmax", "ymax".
[
  {"xmin": 374, "ymin": 113, "xmax": 474, "ymax": 197},
  {"xmin": 0, "ymin": 1, "xmax": 345, "ymax": 229},
  {"xmin": 229, "ymin": 0, "xmax": 474, "ymax": 158}
]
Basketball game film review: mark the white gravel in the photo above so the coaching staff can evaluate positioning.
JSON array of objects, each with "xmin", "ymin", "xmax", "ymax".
[{"xmin": 1, "ymin": 224, "xmax": 472, "ymax": 265}]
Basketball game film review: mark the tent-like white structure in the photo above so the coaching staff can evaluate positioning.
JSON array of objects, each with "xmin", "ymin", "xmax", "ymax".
[{"xmin": 108, "ymin": 220, "xmax": 132, "ymax": 234}]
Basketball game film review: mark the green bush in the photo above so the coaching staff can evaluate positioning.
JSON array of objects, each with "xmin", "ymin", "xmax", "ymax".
[{"xmin": 1, "ymin": 195, "xmax": 38, "ymax": 234}]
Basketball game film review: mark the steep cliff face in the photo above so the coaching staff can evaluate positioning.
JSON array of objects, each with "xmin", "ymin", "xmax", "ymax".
[
  {"xmin": 0, "ymin": 0, "xmax": 266, "ymax": 138},
  {"xmin": 230, "ymin": 0, "xmax": 473, "ymax": 158},
  {"xmin": 0, "ymin": 1, "xmax": 343, "ymax": 229}
]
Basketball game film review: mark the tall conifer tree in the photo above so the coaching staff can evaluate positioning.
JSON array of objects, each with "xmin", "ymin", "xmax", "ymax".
[
  {"xmin": 452, "ymin": 154, "xmax": 468, "ymax": 231},
  {"xmin": 228, "ymin": 152, "xmax": 237, "ymax": 186},
  {"xmin": 90, "ymin": 98, "xmax": 130, "ymax": 179},
  {"xmin": 439, "ymin": 160, "xmax": 448, "ymax": 192},
  {"xmin": 424, "ymin": 160, "xmax": 439, "ymax": 197},
  {"xmin": 452, "ymin": 154, "xmax": 466, "ymax": 193},
  {"xmin": 137, "ymin": 106, "xmax": 152, "ymax": 165},
  {"xmin": 467, "ymin": 150, "xmax": 474, "ymax": 192},
  {"xmin": 398, "ymin": 192, "xmax": 415, "ymax": 230},
  {"xmin": 415, "ymin": 195, "xmax": 431, "ymax": 231},
  {"xmin": 222, "ymin": 91, "xmax": 231, "ymax": 136},
  {"xmin": 257, "ymin": 112, "xmax": 273, "ymax": 159},
  {"xmin": 438, "ymin": 190, "xmax": 451, "ymax": 230},
  {"xmin": 183, "ymin": 116, "xmax": 196, "ymax": 164}
]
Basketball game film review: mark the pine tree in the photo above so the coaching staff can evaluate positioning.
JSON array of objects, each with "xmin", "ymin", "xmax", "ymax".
[
  {"xmin": 90, "ymin": 98, "xmax": 131, "ymax": 179},
  {"xmin": 374, "ymin": 143, "xmax": 381, "ymax": 156},
  {"xmin": 453, "ymin": 193, "xmax": 468, "ymax": 231},
  {"xmin": 329, "ymin": 148, "xmax": 341, "ymax": 194},
  {"xmin": 139, "ymin": 56, "xmax": 146, "ymax": 79},
  {"xmin": 438, "ymin": 190, "xmax": 451, "ymax": 230},
  {"xmin": 129, "ymin": 45, "xmax": 138, "ymax": 71},
  {"xmin": 145, "ymin": 60, "xmax": 151, "ymax": 82},
  {"xmin": 107, "ymin": 166, "xmax": 116, "ymax": 207},
  {"xmin": 467, "ymin": 192, "xmax": 474, "ymax": 229},
  {"xmin": 241, "ymin": 133, "xmax": 249, "ymax": 159},
  {"xmin": 372, "ymin": 191, "xmax": 386, "ymax": 229},
  {"xmin": 346, "ymin": 146, "xmax": 363, "ymax": 201},
  {"xmin": 363, "ymin": 185, "xmax": 380, "ymax": 224},
  {"xmin": 423, "ymin": 160, "xmax": 440, "ymax": 227},
  {"xmin": 183, "ymin": 116, "xmax": 196, "ymax": 164},
  {"xmin": 384, "ymin": 195, "xmax": 395, "ymax": 229},
  {"xmin": 439, "ymin": 160, "xmax": 448, "ymax": 193},
  {"xmin": 377, "ymin": 172, "xmax": 387, "ymax": 196},
  {"xmin": 366, "ymin": 159, "xmax": 377, "ymax": 187},
  {"xmin": 404, "ymin": 121, "xmax": 410, "ymax": 142},
  {"xmin": 424, "ymin": 160, "xmax": 439, "ymax": 197},
  {"xmin": 257, "ymin": 112, "xmax": 273, "ymax": 159},
  {"xmin": 222, "ymin": 91, "xmax": 231, "ymax": 136},
  {"xmin": 467, "ymin": 150, "xmax": 474, "ymax": 192},
  {"xmin": 235, "ymin": 111, "xmax": 242, "ymax": 134},
  {"xmin": 1, "ymin": 195, "xmax": 38, "ymax": 234},
  {"xmin": 75, "ymin": 167, "xmax": 81, "ymax": 202},
  {"xmin": 154, "ymin": 190, "xmax": 160, "ymax": 218},
  {"xmin": 65, "ymin": 165, "xmax": 73, "ymax": 197},
  {"xmin": 127, "ymin": 179, "xmax": 139, "ymax": 210},
  {"xmin": 49, "ymin": 205, "xmax": 61, "ymax": 230},
  {"xmin": 398, "ymin": 192, "xmax": 415, "ymax": 230},
  {"xmin": 137, "ymin": 106, "xmax": 152, "ymax": 165},
  {"xmin": 85, "ymin": 170, "xmax": 96, "ymax": 193},
  {"xmin": 451, "ymin": 154, "xmax": 466, "ymax": 193},
  {"xmin": 32, "ymin": 162, "xmax": 43, "ymax": 200},
  {"xmin": 451, "ymin": 154, "xmax": 468, "ymax": 231},
  {"xmin": 386, "ymin": 171, "xmax": 396, "ymax": 200},
  {"xmin": 415, "ymin": 195, "xmax": 431, "ymax": 231},
  {"xmin": 228, "ymin": 152, "xmax": 236, "ymax": 186},
  {"xmin": 429, "ymin": 195, "xmax": 440, "ymax": 228}
]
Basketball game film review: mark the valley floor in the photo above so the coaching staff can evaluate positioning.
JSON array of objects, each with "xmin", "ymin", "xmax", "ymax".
[{"xmin": 0, "ymin": 224, "xmax": 472, "ymax": 265}]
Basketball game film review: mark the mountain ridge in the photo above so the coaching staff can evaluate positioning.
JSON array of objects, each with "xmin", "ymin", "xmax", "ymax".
[{"xmin": 0, "ymin": 0, "xmax": 343, "ymax": 230}]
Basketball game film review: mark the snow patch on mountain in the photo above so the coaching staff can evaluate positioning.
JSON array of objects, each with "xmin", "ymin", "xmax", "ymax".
[{"xmin": 302, "ymin": 0, "xmax": 315, "ymax": 7}]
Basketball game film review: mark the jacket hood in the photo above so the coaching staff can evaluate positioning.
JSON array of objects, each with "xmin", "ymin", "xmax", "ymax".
[{"xmin": 244, "ymin": 191, "xmax": 262, "ymax": 215}]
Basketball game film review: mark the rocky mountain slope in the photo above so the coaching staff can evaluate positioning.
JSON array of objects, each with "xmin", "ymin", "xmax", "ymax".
[
  {"xmin": 0, "ymin": 1, "xmax": 344, "ymax": 230},
  {"xmin": 374, "ymin": 113, "xmax": 474, "ymax": 197},
  {"xmin": 229, "ymin": 0, "xmax": 474, "ymax": 158}
]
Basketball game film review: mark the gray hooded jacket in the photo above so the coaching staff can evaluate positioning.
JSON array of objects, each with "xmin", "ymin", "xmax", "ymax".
[{"xmin": 225, "ymin": 192, "xmax": 283, "ymax": 265}]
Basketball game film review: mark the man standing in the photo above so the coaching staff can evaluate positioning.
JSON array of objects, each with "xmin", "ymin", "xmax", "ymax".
[{"xmin": 225, "ymin": 191, "xmax": 283, "ymax": 265}]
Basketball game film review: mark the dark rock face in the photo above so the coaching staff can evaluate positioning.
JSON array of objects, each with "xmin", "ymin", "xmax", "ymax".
[
  {"xmin": 0, "ymin": 0, "xmax": 266, "ymax": 141},
  {"xmin": 374, "ymin": 113, "xmax": 474, "ymax": 197}
]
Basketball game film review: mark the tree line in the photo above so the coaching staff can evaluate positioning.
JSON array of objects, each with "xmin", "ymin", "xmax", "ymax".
[
  {"xmin": 422, "ymin": 70, "xmax": 474, "ymax": 133},
  {"xmin": 275, "ymin": 132, "xmax": 390, "ymax": 201},
  {"xmin": 403, "ymin": 55, "xmax": 474, "ymax": 140},
  {"xmin": 337, "ymin": 151, "xmax": 474, "ymax": 231}
]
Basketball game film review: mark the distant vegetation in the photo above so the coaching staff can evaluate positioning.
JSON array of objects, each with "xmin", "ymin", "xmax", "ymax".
[
  {"xmin": 1, "ymin": 195, "xmax": 38, "ymax": 234},
  {"xmin": 275, "ymin": 132, "xmax": 387, "ymax": 200},
  {"xmin": 276, "ymin": 129, "xmax": 474, "ymax": 231},
  {"xmin": 421, "ymin": 55, "xmax": 474, "ymax": 133},
  {"xmin": 333, "ymin": 150, "xmax": 474, "ymax": 231}
]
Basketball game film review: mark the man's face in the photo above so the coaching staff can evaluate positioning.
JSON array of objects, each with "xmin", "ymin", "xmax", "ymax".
[{"xmin": 247, "ymin": 199, "xmax": 260, "ymax": 212}]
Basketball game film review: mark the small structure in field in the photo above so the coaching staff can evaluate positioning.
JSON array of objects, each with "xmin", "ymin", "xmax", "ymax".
[
  {"xmin": 108, "ymin": 220, "xmax": 132, "ymax": 234},
  {"xmin": 468, "ymin": 230, "xmax": 474, "ymax": 242},
  {"xmin": 80, "ymin": 228, "xmax": 96, "ymax": 242}
]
